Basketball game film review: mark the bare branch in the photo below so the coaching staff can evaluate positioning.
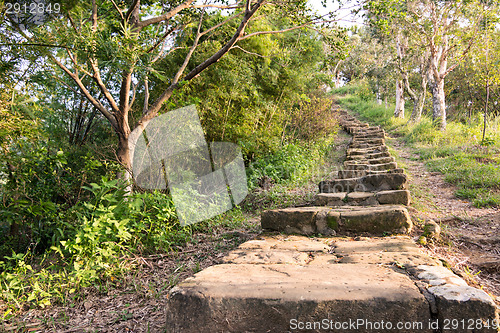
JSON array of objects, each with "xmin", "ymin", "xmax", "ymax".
[
  {"xmin": 110, "ymin": 0, "xmax": 125, "ymax": 21},
  {"xmin": 92, "ymin": 0, "xmax": 97, "ymax": 31},
  {"xmin": 119, "ymin": 67, "xmax": 134, "ymax": 114},
  {"xmin": 66, "ymin": 12, "xmax": 78, "ymax": 33},
  {"xmin": 125, "ymin": 0, "xmax": 140, "ymax": 22},
  {"xmin": 192, "ymin": 3, "xmax": 241, "ymax": 9},
  {"xmin": 50, "ymin": 55, "xmax": 118, "ymax": 130},
  {"xmin": 191, "ymin": 3, "xmax": 243, "ymax": 9},
  {"xmin": 238, "ymin": 18, "xmax": 335, "ymax": 41},
  {"xmin": 231, "ymin": 45, "xmax": 268, "ymax": 58},
  {"xmin": 143, "ymin": 77, "xmax": 149, "ymax": 115},
  {"xmin": 171, "ymin": 7, "xmax": 205, "ymax": 84},
  {"xmin": 147, "ymin": 25, "xmax": 178, "ymax": 54},
  {"xmin": 138, "ymin": 0, "xmax": 196, "ymax": 29},
  {"xmin": 89, "ymin": 61, "xmax": 120, "ymax": 114},
  {"xmin": 200, "ymin": 11, "xmax": 244, "ymax": 37},
  {"xmin": 130, "ymin": 80, "xmax": 138, "ymax": 109}
]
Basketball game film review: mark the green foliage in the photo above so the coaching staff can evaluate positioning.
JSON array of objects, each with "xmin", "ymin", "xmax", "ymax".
[
  {"xmin": 424, "ymin": 152, "xmax": 500, "ymax": 207},
  {"xmin": 246, "ymin": 135, "xmax": 336, "ymax": 190},
  {"xmin": 0, "ymin": 177, "xmax": 188, "ymax": 311},
  {"xmin": 0, "ymin": 0, "xmax": 346, "ymax": 315}
]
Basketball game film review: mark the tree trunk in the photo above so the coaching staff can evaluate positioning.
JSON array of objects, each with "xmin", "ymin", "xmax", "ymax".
[
  {"xmin": 431, "ymin": 78, "xmax": 446, "ymax": 130},
  {"xmin": 117, "ymin": 132, "xmax": 132, "ymax": 183},
  {"xmin": 482, "ymin": 82, "xmax": 489, "ymax": 142},
  {"xmin": 394, "ymin": 80, "xmax": 405, "ymax": 118},
  {"xmin": 411, "ymin": 90, "xmax": 426, "ymax": 123}
]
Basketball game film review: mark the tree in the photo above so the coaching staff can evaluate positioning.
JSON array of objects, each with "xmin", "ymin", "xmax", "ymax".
[
  {"xmin": 365, "ymin": 0, "xmax": 491, "ymax": 129},
  {"xmin": 3, "ymin": 0, "xmax": 339, "ymax": 184}
]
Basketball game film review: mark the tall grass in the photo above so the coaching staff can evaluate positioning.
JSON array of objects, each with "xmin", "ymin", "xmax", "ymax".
[{"xmin": 333, "ymin": 84, "xmax": 500, "ymax": 207}]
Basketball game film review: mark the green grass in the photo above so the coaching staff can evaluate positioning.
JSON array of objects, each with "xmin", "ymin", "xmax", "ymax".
[
  {"xmin": 334, "ymin": 84, "xmax": 500, "ymax": 208},
  {"xmin": 421, "ymin": 150, "xmax": 500, "ymax": 207}
]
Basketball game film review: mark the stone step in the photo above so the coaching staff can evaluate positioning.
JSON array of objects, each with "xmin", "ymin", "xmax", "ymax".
[
  {"xmin": 347, "ymin": 151, "xmax": 392, "ymax": 160},
  {"xmin": 166, "ymin": 262, "xmax": 432, "ymax": 333},
  {"xmin": 315, "ymin": 190, "xmax": 411, "ymax": 207},
  {"xmin": 353, "ymin": 131, "xmax": 386, "ymax": 139},
  {"xmin": 347, "ymin": 145, "xmax": 388, "ymax": 154},
  {"xmin": 344, "ymin": 125, "xmax": 370, "ymax": 133},
  {"xmin": 166, "ymin": 236, "xmax": 498, "ymax": 332},
  {"xmin": 352, "ymin": 127, "xmax": 383, "ymax": 134},
  {"xmin": 319, "ymin": 173, "xmax": 407, "ymax": 193},
  {"xmin": 352, "ymin": 137, "xmax": 385, "ymax": 145},
  {"xmin": 260, "ymin": 205, "xmax": 412, "ymax": 235},
  {"xmin": 344, "ymin": 161, "xmax": 398, "ymax": 171},
  {"xmin": 342, "ymin": 121, "xmax": 368, "ymax": 128},
  {"xmin": 337, "ymin": 168, "xmax": 404, "ymax": 179},
  {"xmin": 349, "ymin": 142, "xmax": 388, "ymax": 149},
  {"xmin": 345, "ymin": 156, "xmax": 395, "ymax": 165}
]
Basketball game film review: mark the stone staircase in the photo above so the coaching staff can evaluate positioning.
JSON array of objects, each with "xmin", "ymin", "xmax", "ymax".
[{"xmin": 165, "ymin": 110, "xmax": 499, "ymax": 332}]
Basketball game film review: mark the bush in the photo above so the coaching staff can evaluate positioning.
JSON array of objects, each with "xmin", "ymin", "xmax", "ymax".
[
  {"xmin": 0, "ymin": 144, "xmax": 118, "ymax": 259},
  {"xmin": 246, "ymin": 135, "xmax": 337, "ymax": 190},
  {"xmin": 0, "ymin": 177, "xmax": 187, "ymax": 312}
]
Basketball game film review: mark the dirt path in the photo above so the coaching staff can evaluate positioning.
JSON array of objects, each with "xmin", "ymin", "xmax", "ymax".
[{"xmin": 388, "ymin": 136, "xmax": 500, "ymax": 302}]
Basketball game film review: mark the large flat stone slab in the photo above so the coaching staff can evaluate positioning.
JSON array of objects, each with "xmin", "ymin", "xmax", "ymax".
[
  {"xmin": 338, "ymin": 205, "xmax": 412, "ymax": 234},
  {"xmin": 347, "ymin": 145, "xmax": 388, "ymax": 155},
  {"xmin": 352, "ymin": 137, "xmax": 385, "ymax": 145},
  {"xmin": 166, "ymin": 263, "xmax": 432, "ymax": 333},
  {"xmin": 261, "ymin": 205, "xmax": 412, "ymax": 235},
  {"xmin": 307, "ymin": 237, "xmax": 439, "ymax": 266},
  {"xmin": 343, "ymin": 161, "xmax": 398, "ymax": 171},
  {"xmin": 238, "ymin": 235, "xmax": 331, "ymax": 252}
]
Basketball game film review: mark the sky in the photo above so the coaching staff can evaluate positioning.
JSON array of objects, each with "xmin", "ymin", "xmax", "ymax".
[{"xmin": 307, "ymin": 0, "xmax": 364, "ymax": 28}]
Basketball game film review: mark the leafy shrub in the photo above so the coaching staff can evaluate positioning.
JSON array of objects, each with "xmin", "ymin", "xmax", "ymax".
[
  {"xmin": 0, "ymin": 177, "xmax": 186, "ymax": 312},
  {"xmin": 246, "ymin": 135, "xmax": 336, "ymax": 190},
  {"xmin": 288, "ymin": 96, "xmax": 337, "ymax": 141},
  {"xmin": 0, "ymin": 145, "xmax": 117, "ymax": 259}
]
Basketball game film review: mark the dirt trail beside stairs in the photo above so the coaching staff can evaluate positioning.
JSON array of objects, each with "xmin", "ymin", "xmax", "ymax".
[{"xmin": 389, "ymin": 138, "xmax": 500, "ymax": 301}]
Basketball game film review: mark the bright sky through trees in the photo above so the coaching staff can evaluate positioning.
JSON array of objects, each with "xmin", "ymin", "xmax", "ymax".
[{"xmin": 307, "ymin": 0, "xmax": 362, "ymax": 27}]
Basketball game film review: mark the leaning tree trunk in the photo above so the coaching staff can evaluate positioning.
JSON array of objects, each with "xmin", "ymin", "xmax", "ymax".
[
  {"xmin": 431, "ymin": 78, "xmax": 446, "ymax": 130},
  {"xmin": 394, "ymin": 80, "xmax": 405, "ymax": 118}
]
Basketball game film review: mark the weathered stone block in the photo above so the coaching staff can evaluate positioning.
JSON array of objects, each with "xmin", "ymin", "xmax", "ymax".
[
  {"xmin": 320, "ymin": 173, "xmax": 407, "ymax": 193},
  {"xmin": 375, "ymin": 190, "xmax": 411, "ymax": 205},
  {"xmin": 261, "ymin": 206, "xmax": 412, "ymax": 235},
  {"xmin": 165, "ymin": 264, "xmax": 432, "ymax": 333},
  {"xmin": 339, "ymin": 205, "xmax": 412, "ymax": 234}
]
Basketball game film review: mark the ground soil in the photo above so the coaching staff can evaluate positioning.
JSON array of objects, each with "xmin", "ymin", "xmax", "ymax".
[{"xmin": 388, "ymin": 136, "xmax": 500, "ymax": 304}]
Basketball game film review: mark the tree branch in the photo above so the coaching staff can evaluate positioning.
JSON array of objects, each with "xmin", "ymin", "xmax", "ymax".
[
  {"xmin": 137, "ymin": 0, "xmax": 196, "ymax": 29},
  {"xmin": 192, "ymin": 3, "xmax": 241, "ymax": 9},
  {"xmin": 110, "ymin": 0, "xmax": 125, "ymax": 21},
  {"xmin": 50, "ymin": 56, "xmax": 118, "ymax": 130},
  {"xmin": 238, "ymin": 18, "xmax": 331, "ymax": 41},
  {"xmin": 200, "ymin": 11, "xmax": 244, "ymax": 37},
  {"xmin": 140, "ymin": 0, "xmax": 266, "ymax": 124},
  {"xmin": 125, "ymin": 0, "xmax": 140, "ymax": 22},
  {"xmin": 231, "ymin": 45, "xmax": 269, "ymax": 58}
]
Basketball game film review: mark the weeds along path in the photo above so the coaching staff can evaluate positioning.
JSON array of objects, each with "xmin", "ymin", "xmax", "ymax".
[{"xmin": 386, "ymin": 133, "xmax": 500, "ymax": 303}]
